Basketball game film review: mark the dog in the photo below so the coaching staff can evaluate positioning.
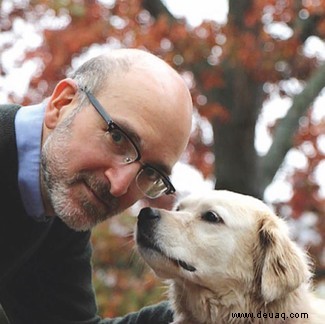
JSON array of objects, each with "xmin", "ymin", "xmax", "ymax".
[{"xmin": 135, "ymin": 190, "xmax": 325, "ymax": 323}]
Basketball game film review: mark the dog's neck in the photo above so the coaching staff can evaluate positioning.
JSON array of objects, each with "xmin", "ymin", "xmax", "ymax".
[{"xmin": 169, "ymin": 280, "xmax": 312, "ymax": 324}]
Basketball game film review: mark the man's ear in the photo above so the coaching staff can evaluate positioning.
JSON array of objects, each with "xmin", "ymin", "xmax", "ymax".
[{"xmin": 44, "ymin": 78, "xmax": 78, "ymax": 129}]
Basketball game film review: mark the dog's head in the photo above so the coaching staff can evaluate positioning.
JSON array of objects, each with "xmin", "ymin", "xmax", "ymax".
[{"xmin": 135, "ymin": 190, "xmax": 311, "ymax": 303}]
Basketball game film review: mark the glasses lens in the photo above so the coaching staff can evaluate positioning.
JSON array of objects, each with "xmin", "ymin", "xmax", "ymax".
[
  {"xmin": 136, "ymin": 166, "xmax": 171, "ymax": 198},
  {"xmin": 106, "ymin": 126, "xmax": 138, "ymax": 164}
]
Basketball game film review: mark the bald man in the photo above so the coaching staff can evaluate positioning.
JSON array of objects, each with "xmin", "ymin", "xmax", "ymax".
[{"xmin": 0, "ymin": 48, "xmax": 193, "ymax": 324}]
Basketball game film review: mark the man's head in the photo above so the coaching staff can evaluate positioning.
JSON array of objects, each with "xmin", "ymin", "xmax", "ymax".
[{"xmin": 40, "ymin": 48, "xmax": 193, "ymax": 231}]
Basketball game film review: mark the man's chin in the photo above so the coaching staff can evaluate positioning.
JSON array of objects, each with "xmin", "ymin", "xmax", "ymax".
[
  {"xmin": 56, "ymin": 213, "xmax": 93, "ymax": 231},
  {"xmin": 55, "ymin": 206, "xmax": 106, "ymax": 231}
]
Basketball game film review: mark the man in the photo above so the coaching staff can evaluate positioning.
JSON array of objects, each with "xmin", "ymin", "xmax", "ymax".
[{"xmin": 0, "ymin": 48, "xmax": 193, "ymax": 323}]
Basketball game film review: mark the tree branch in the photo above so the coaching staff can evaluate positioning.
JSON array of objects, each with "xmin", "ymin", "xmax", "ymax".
[
  {"xmin": 260, "ymin": 63, "xmax": 325, "ymax": 190},
  {"xmin": 290, "ymin": 1, "xmax": 323, "ymax": 43},
  {"xmin": 142, "ymin": 0, "xmax": 174, "ymax": 20},
  {"xmin": 228, "ymin": 0, "xmax": 253, "ymax": 28}
]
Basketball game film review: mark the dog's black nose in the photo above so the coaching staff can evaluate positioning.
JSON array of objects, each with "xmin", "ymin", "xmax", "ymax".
[
  {"xmin": 137, "ymin": 208, "xmax": 161, "ymax": 242},
  {"xmin": 138, "ymin": 207, "xmax": 161, "ymax": 222},
  {"xmin": 136, "ymin": 207, "xmax": 160, "ymax": 248}
]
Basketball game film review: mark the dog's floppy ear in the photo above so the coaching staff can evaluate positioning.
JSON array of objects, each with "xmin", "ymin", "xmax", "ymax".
[{"xmin": 256, "ymin": 215, "xmax": 311, "ymax": 303}]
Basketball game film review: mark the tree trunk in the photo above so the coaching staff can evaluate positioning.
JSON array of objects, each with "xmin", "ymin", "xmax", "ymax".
[
  {"xmin": 142, "ymin": 0, "xmax": 325, "ymax": 200},
  {"xmin": 213, "ymin": 66, "xmax": 264, "ymax": 198}
]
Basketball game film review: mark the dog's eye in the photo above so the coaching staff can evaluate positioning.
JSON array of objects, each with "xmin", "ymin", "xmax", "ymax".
[
  {"xmin": 175, "ymin": 203, "xmax": 183, "ymax": 211},
  {"xmin": 202, "ymin": 211, "xmax": 223, "ymax": 223}
]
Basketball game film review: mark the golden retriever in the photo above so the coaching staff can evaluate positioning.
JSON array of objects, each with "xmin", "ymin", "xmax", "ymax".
[{"xmin": 135, "ymin": 190, "xmax": 325, "ymax": 323}]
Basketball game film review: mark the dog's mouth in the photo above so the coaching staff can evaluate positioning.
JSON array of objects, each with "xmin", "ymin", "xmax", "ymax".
[{"xmin": 137, "ymin": 231, "xmax": 196, "ymax": 272}]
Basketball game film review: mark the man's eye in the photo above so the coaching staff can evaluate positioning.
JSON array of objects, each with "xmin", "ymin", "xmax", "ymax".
[
  {"xmin": 110, "ymin": 129, "xmax": 126, "ymax": 145},
  {"xmin": 143, "ymin": 167, "xmax": 159, "ymax": 181}
]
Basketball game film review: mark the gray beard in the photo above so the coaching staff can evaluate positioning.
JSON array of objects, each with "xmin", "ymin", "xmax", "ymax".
[{"xmin": 40, "ymin": 110, "xmax": 119, "ymax": 231}]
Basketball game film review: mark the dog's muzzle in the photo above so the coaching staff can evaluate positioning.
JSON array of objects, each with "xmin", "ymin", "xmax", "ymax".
[
  {"xmin": 136, "ymin": 207, "xmax": 197, "ymax": 272},
  {"xmin": 136, "ymin": 207, "xmax": 160, "ymax": 248},
  {"xmin": 138, "ymin": 207, "xmax": 160, "ymax": 226}
]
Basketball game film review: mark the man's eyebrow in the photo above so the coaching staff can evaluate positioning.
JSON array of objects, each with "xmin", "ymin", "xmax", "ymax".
[
  {"xmin": 146, "ymin": 162, "xmax": 171, "ymax": 176},
  {"xmin": 114, "ymin": 119, "xmax": 142, "ymax": 149}
]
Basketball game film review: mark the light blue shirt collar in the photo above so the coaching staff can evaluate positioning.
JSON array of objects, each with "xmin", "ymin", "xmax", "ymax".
[{"xmin": 15, "ymin": 102, "xmax": 47, "ymax": 221}]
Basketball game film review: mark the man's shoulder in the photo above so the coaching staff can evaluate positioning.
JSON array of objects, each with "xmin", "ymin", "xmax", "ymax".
[
  {"xmin": 0, "ymin": 104, "xmax": 21, "ymax": 137},
  {"xmin": 0, "ymin": 103, "xmax": 21, "ymax": 109},
  {"xmin": 0, "ymin": 103, "xmax": 21, "ymax": 115}
]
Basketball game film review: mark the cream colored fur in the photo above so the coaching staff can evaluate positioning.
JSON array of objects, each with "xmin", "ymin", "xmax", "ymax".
[{"xmin": 135, "ymin": 190, "xmax": 325, "ymax": 323}]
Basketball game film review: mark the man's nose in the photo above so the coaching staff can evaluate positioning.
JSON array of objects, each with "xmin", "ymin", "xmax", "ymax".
[{"xmin": 104, "ymin": 163, "xmax": 141, "ymax": 197}]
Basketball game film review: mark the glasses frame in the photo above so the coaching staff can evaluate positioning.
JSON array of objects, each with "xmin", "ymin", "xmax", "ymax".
[{"xmin": 79, "ymin": 87, "xmax": 176, "ymax": 198}]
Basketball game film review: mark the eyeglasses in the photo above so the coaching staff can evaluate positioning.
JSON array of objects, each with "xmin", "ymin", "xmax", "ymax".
[{"xmin": 79, "ymin": 87, "xmax": 176, "ymax": 199}]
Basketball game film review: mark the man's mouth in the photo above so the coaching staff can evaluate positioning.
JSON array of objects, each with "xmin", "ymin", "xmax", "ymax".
[
  {"xmin": 81, "ymin": 182, "xmax": 117, "ymax": 216},
  {"xmin": 83, "ymin": 181, "xmax": 102, "ymax": 201},
  {"xmin": 137, "ymin": 231, "xmax": 196, "ymax": 272},
  {"xmin": 83, "ymin": 180, "xmax": 111, "ymax": 207}
]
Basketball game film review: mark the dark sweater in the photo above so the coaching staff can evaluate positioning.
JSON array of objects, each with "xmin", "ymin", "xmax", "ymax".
[{"xmin": 0, "ymin": 104, "xmax": 172, "ymax": 324}]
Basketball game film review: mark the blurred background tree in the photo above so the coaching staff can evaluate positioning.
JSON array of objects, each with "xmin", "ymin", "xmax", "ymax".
[{"xmin": 1, "ymin": 0, "xmax": 324, "ymax": 316}]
